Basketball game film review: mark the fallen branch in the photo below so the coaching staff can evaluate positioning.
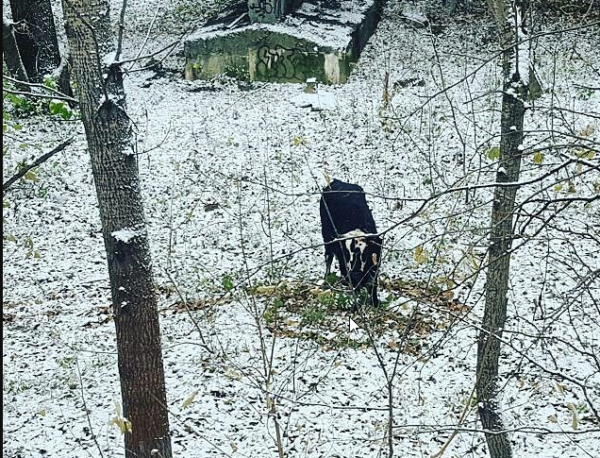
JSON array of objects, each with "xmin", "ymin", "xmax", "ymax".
[
  {"xmin": 3, "ymin": 75, "xmax": 79, "ymax": 104},
  {"xmin": 3, "ymin": 137, "xmax": 75, "ymax": 193}
]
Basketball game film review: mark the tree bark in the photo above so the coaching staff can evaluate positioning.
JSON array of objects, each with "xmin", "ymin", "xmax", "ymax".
[
  {"xmin": 477, "ymin": 2, "xmax": 530, "ymax": 458},
  {"xmin": 62, "ymin": 1, "xmax": 172, "ymax": 457},
  {"xmin": 476, "ymin": 86, "xmax": 523, "ymax": 458},
  {"xmin": 9, "ymin": 0, "xmax": 62, "ymax": 83},
  {"xmin": 3, "ymin": 17, "xmax": 30, "ymax": 84}
]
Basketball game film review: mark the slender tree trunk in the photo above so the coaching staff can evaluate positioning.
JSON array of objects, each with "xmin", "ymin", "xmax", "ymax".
[
  {"xmin": 476, "ymin": 84, "xmax": 523, "ymax": 458},
  {"xmin": 62, "ymin": 1, "xmax": 172, "ymax": 457},
  {"xmin": 9, "ymin": 0, "xmax": 61, "ymax": 82},
  {"xmin": 3, "ymin": 17, "xmax": 30, "ymax": 84},
  {"xmin": 477, "ymin": 2, "xmax": 531, "ymax": 457}
]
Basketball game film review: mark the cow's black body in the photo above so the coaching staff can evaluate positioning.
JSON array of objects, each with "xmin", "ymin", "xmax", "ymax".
[{"xmin": 319, "ymin": 179, "xmax": 383, "ymax": 308}]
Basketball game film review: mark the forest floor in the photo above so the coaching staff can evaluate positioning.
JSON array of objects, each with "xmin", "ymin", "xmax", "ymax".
[{"xmin": 3, "ymin": 1, "xmax": 600, "ymax": 457}]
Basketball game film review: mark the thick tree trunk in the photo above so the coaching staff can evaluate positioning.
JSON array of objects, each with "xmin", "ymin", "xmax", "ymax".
[
  {"xmin": 477, "ymin": 2, "xmax": 530, "ymax": 458},
  {"xmin": 9, "ymin": 0, "xmax": 61, "ymax": 82},
  {"xmin": 62, "ymin": 1, "xmax": 172, "ymax": 457},
  {"xmin": 3, "ymin": 18, "xmax": 30, "ymax": 84}
]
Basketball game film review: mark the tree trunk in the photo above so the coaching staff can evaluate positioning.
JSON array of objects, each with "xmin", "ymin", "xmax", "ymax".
[
  {"xmin": 477, "ymin": 2, "xmax": 530, "ymax": 458},
  {"xmin": 9, "ymin": 0, "xmax": 62, "ymax": 83},
  {"xmin": 3, "ymin": 17, "xmax": 30, "ymax": 84},
  {"xmin": 62, "ymin": 1, "xmax": 172, "ymax": 457},
  {"xmin": 476, "ymin": 85, "xmax": 523, "ymax": 458}
]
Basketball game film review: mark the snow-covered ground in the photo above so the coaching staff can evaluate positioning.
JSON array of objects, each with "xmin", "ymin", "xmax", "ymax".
[{"xmin": 3, "ymin": 1, "xmax": 599, "ymax": 457}]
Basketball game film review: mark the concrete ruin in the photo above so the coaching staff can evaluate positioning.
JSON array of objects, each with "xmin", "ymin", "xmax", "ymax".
[{"xmin": 184, "ymin": 0, "xmax": 384, "ymax": 84}]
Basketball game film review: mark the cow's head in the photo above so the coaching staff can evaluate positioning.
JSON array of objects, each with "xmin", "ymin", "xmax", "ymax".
[{"xmin": 341, "ymin": 230, "xmax": 383, "ymax": 290}]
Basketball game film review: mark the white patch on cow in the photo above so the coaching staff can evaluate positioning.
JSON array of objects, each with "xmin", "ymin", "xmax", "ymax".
[
  {"xmin": 356, "ymin": 238, "xmax": 367, "ymax": 270},
  {"xmin": 344, "ymin": 237, "xmax": 355, "ymax": 271},
  {"xmin": 340, "ymin": 230, "xmax": 370, "ymax": 239}
]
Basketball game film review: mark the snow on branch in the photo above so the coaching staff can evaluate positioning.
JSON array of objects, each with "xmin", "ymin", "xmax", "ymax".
[{"xmin": 514, "ymin": 3, "xmax": 530, "ymax": 85}]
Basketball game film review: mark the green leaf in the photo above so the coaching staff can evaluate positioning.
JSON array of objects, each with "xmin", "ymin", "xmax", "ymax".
[
  {"xmin": 325, "ymin": 273, "xmax": 339, "ymax": 285},
  {"xmin": 24, "ymin": 170, "xmax": 39, "ymax": 182},
  {"xmin": 533, "ymin": 151, "xmax": 545, "ymax": 164},
  {"xmin": 577, "ymin": 150, "xmax": 595, "ymax": 160},
  {"xmin": 486, "ymin": 146, "xmax": 500, "ymax": 161},
  {"xmin": 222, "ymin": 275, "xmax": 235, "ymax": 292},
  {"xmin": 43, "ymin": 76, "xmax": 58, "ymax": 90},
  {"xmin": 49, "ymin": 100, "xmax": 73, "ymax": 120},
  {"xmin": 292, "ymin": 135, "xmax": 306, "ymax": 147},
  {"xmin": 413, "ymin": 245, "xmax": 429, "ymax": 265}
]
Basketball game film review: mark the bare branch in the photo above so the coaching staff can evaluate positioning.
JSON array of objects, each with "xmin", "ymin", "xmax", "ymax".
[
  {"xmin": 3, "ymin": 88, "xmax": 78, "ymax": 104},
  {"xmin": 3, "ymin": 137, "xmax": 75, "ymax": 193},
  {"xmin": 3, "ymin": 75, "xmax": 79, "ymax": 103}
]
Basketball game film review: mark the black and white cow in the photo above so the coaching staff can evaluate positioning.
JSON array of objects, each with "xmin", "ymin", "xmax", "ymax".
[{"xmin": 319, "ymin": 179, "xmax": 383, "ymax": 308}]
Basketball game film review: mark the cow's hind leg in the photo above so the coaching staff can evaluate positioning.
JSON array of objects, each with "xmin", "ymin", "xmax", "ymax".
[
  {"xmin": 323, "ymin": 250, "xmax": 336, "ymax": 291},
  {"xmin": 370, "ymin": 279, "xmax": 380, "ymax": 307},
  {"xmin": 324, "ymin": 252, "xmax": 334, "ymax": 278}
]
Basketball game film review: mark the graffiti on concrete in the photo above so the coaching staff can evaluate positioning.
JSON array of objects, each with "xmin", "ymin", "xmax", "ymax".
[
  {"xmin": 255, "ymin": 44, "xmax": 308, "ymax": 81},
  {"xmin": 248, "ymin": 0, "xmax": 276, "ymax": 22}
]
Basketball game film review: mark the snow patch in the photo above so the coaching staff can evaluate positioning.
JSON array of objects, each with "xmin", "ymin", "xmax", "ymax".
[
  {"xmin": 291, "ymin": 90, "xmax": 337, "ymax": 111},
  {"xmin": 103, "ymin": 51, "xmax": 117, "ymax": 66},
  {"xmin": 111, "ymin": 227, "xmax": 143, "ymax": 243}
]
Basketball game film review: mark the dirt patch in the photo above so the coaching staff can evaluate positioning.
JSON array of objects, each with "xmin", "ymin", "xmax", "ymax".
[{"xmin": 169, "ymin": 277, "xmax": 470, "ymax": 352}]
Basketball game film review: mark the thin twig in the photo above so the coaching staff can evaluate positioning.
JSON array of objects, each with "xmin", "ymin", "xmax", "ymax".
[
  {"xmin": 126, "ymin": 2, "xmax": 161, "ymax": 71},
  {"xmin": 76, "ymin": 359, "xmax": 105, "ymax": 458},
  {"xmin": 122, "ymin": 38, "xmax": 183, "ymax": 71},
  {"xmin": 431, "ymin": 384, "xmax": 477, "ymax": 458}
]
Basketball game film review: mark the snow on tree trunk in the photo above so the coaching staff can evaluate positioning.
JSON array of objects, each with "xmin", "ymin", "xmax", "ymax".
[
  {"xmin": 477, "ymin": 2, "xmax": 531, "ymax": 458},
  {"xmin": 62, "ymin": 1, "xmax": 172, "ymax": 457},
  {"xmin": 9, "ymin": 0, "xmax": 61, "ymax": 83}
]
